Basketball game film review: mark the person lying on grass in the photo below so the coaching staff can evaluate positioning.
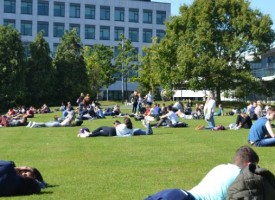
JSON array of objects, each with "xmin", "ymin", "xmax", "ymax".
[
  {"xmin": 145, "ymin": 145, "xmax": 259, "ymax": 200},
  {"xmin": 78, "ymin": 117, "xmax": 153, "ymax": 138},
  {"xmin": 26, "ymin": 111, "xmax": 75, "ymax": 128},
  {"xmin": 0, "ymin": 160, "xmax": 47, "ymax": 197}
]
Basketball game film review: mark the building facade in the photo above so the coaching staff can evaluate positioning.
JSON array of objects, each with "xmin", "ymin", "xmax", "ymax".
[{"xmin": 0, "ymin": 0, "xmax": 171, "ymax": 100}]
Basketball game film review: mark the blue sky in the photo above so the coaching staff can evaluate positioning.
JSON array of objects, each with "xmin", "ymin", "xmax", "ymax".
[{"xmin": 155, "ymin": 0, "xmax": 275, "ymax": 29}]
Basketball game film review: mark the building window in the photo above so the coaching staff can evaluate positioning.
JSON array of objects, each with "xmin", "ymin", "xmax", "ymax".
[
  {"xmin": 54, "ymin": 2, "xmax": 65, "ymax": 17},
  {"xmin": 115, "ymin": 7, "xmax": 124, "ymax": 21},
  {"xmin": 85, "ymin": 4, "xmax": 95, "ymax": 19},
  {"xmin": 21, "ymin": 0, "xmax": 33, "ymax": 15},
  {"xmin": 114, "ymin": 27, "xmax": 124, "ymax": 41},
  {"xmin": 100, "ymin": 26, "xmax": 110, "ymax": 40},
  {"xmin": 70, "ymin": 3, "xmax": 80, "ymax": 18},
  {"xmin": 85, "ymin": 25, "xmax": 95, "ymax": 39},
  {"xmin": 129, "ymin": 28, "xmax": 139, "ymax": 42},
  {"xmin": 157, "ymin": 11, "xmax": 166, "ymax": 25},
  {"xmin": 69, "ymin": 23, "xmax": 80, "ymax": 37},
  {"xmin": 37, "ymin": 21, "xmax": 49, "ymax": 36},
  {"xmin": 156, "ymin": 30, "xmax": 166, "ymax": 42},
  {"xmin": 143, "ymin": 10, "xmax": 152, "ymax": 24},
  {"xmin": 143, "ymin": 29, "xmax": 152, "ymax": 43},
  {"xmin": 53, "ymin": 43, "xmax": 60, "ymax": 57},
  {"xmin": 4, "ymin": 0, "xmax": 16, "ymax": 13},
  {"xmin": 129, "ymin": 8, "xmax": 139, "ymax": 23},
  {"xmin": 38, "ymin": 0, "xmax": 49, "ymax": 16},
  {"xmin": 21, "ymin": 20, "xmax": 32, "ymax": 36},
  {"xmin": 100, "ymin": 6, "xmax": 110, "ymax": 20},
  {"xmin": 4, "ymin": 19, "xmax": 16, "ymax": 28},
  {"xmin": 53, "ymin": 22, "xmax": 64, "ymax": 37}
]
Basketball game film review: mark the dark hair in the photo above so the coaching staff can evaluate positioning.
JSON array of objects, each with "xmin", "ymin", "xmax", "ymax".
[
  {"xmin": 16, "ymin": 177, "xmax": 41, "ymax": 196},
  {"xmin": 233, "ymin": 146, "xmax": 259, "ymax": 168},
  {"xmin": 267, "ymin": 106, "xmax": 275, "ymax": 112},
  {"xmin": 124, "ymin": 118, "xmax": 133, "ymax": 129},
  {"xmin": 167, "ymin": 105, "xmax": 173, "ymax": 111}
]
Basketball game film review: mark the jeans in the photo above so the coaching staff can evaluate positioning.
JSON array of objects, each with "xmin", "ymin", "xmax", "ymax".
[
  {"xmin": 133, "ymin": 124, "xmax": 153, "ymax": 135},
  {"xmin": 205, "ymin": 113, "xmax": 215, "ymax": 129},
  {"xmin": 256, "ymin": 138, "xmax": 275, "ymax": 147}
]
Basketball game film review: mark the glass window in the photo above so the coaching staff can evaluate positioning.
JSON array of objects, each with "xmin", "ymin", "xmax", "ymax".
[
  {"xmin": 143, "ymin": 10, "xmax": 152, "ymax": 24},
  {"xmin": 70, "ymin": 3, "xmax": 80, "ymax": 18},
  {"xmin": 156, "ymin": 30, "xmax": 166, "ymax": 42},
  {"xmin": 100, "ymin": 26, "xmax": 110, "ymax": 40},
  {"xmin": 157, "ymin": 11, "xmax": 166, "ymax": 25},
  {"xmin": 53, "ymin": 22, "xmax": 64, "ymax": 37},
  {"xmin": 52, "ymin": 43, "xmax": 60, "ymax": 57},
  {"xmin": 21, "ymin": 0, "xmax": 33, "ymax": 15},
  {"xmin": 4, "ymin": 0, "xmax": 16, "ymax": 13},
  {"xmin": 129, "ymin": 28, "xmax": 139, "ymax": 42},
  {"xmin": 100, "ymin": 6, "xmax": 110, "ymax": 20},
  {"xmin": 69, "ymin": 23, "xmax": 80, "ymax": 37},
  {"xmin": 114, "ymin": 27, "xmax": 124, "ymax": 41},
  {"xmin": 85, "ymin": 4, "xmax": 95, "ymax": 19},
  {"xmin": 21, "ymin": 20, "xmax": 32, "ymax": 36},
  {"xmin": 4, "ymin": 19, "xmax": 16, "ymax": 28},
  {"xmin": 129, "ymin": 8, "xmax": 139, "ymax": 23},
  {"xmin": 115, "ymin": 7, "xmax": 124, "ymax": 21},
  {"xmin": 37, "ymin": 21, "xmax": 49, "ymax": 36},
  {"xmin": 85, "ymin": 25, "xmax": 95, "ymax": 39},
  {"xmin": 38, "ymin": 0, "xmax": 49, "ymax": 16},
  {"xmin": 54, "ymin": 2, "xmax": 65, "ymax": 17},
  {"xmin": 143, "ymin": 29, "xmax": 152, "ymax": 43}
]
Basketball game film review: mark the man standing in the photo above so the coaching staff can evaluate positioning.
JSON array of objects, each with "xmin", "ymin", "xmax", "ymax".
[
  {"xmin": 203, "ymin": 92, "xmax": 216, "ymax": 129},
  {"xmin": 130, "ymin": 90, "xmax": 139, "ymax": 114}
]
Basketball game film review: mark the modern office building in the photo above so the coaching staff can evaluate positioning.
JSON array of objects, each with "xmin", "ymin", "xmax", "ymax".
[{"xmin": 1, "ymin": 0, "xmax": 171, "ymax": 100}]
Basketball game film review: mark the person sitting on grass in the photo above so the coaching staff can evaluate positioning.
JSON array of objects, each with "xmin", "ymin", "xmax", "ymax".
[
  {"xmin": 153, "ymin": 105, "xmax": 178, "ymax": 128},
  {"xmin": 0, "ymin": 160, "xmax": 47, "ymax": 197},
  {"xmin": 78, "ymin": 117, "xmax": 153, "ymax": 138},
  {"xmin": 144, "ymin": 145, "xmax": 259, "ymax": 200},
  {"xmin": 248, "ymin": 106, "xmax": 275, "ymax": 147},
  {"xmin": 229, "ymin": 112, "xmax": 253, "ymax": 130}
]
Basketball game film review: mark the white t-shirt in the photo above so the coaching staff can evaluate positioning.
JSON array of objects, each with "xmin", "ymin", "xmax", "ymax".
[
  {"xmin": 167, "ymin": 111, "xmax": 178, "ymax": 125},
  {"xmin": 115, "ymin": 124, "xmax": 133, "ymax": 136},
  {"xmin": 189, "ymin": 163, "xmax": 240, "ymax": 200}
]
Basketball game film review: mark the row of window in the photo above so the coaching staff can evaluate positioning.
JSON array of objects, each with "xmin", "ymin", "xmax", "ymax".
[
  {"xmin": 4, "ymin": 0, "xmax": 167, "ymax": 25},
  {"xmin": 4, "ymin": 19, "xmax": 166, "ymax": 43}
]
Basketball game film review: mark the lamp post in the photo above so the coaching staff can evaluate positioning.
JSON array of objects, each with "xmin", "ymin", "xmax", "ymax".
[{"xmin": 121, "ymin": 40, "xmax": 124, "ymax": 103}]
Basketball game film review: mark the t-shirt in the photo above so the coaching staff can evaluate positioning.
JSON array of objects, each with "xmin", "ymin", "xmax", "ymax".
[
  {"xmin": 189, "ymin": 163, "xmax": 240, "ymax": 200},
  {"xmin": 115, "ymin": 124, "xmax": 133, "ymax": 136},
  {"xmin": 167, "ymin": 111, "xmax": 178, "ymax": 125},
  {"xmin": 248, "ymin": 116, "xmax": 268, "ymax": 143}
]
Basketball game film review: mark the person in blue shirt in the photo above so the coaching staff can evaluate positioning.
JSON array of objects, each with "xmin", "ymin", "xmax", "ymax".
[
  {"xmin": 248, "ymin": 106, "xmax": 275, "ymax": 147},
  {"xmin": 144, "ymin": 146, "xmax": 259, "ymax": 200}
]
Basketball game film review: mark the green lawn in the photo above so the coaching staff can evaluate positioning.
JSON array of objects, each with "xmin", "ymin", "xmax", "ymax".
[{"xmin": 1, "ymin": 103, "xmax": 275, "ymax": 200}]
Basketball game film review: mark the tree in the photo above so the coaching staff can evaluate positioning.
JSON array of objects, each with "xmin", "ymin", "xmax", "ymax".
[
  {"xmin": 25, "ymin": 32, "xmax": 55, "ymax": 106},
  {"xmin": 84, "ymin": 44, "xmax": 116, "ymax": 99},
  {"xmin": 53, "ymin": 29, "xmax": 90, "ymax": 103},
  {"xmin": 162, "ymin": 0, "xmax": 275, "ymax": 102},
  {"xmin": 0, "ymin": 25, "xmax": 25, "ymax": 110},
  {"xmin": 115, "ymin": 35, "xmax": 137, "ymax": 101}
]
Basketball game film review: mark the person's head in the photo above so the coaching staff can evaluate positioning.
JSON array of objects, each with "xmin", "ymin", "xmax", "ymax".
[
  {"xmin": 113, "ymin": 120, "xmax": 121, "ymax": 127},
  {"xmin": 167, "ymin": 105, "xmax": 173, "ymax": 111},
  {"xmin": 266, "ymin": 106, "xmax": 275, "ymax": 121},
  {"xmin": 124, "ymin": 117, "xmax": 133, "ymax": 129},
  {"xmin": 232, "ymin": 146, "xmax": 259, "ymax": 169}
]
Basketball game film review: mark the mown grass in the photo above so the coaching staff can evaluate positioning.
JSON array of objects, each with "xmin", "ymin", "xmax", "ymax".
[{"xmin": 0, "ymin": 102, "xmax": 275, "ymax": 200}]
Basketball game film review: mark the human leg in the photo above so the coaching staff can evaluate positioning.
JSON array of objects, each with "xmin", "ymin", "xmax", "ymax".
[
  {"xmin": 90, "ymin": 126, "xmax": 116, "ymax": 137},
  {"xmin": 256, "ymin": 138, "xmax": 275, "ymax": 147},
  {"xmin": 205, "ymin": 115, "xmax": 215, "ymax": 129}
]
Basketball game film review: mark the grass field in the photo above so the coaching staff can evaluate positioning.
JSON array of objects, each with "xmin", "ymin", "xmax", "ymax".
[{"xmin": 1, "ymin": 102, "xmax": 275, "ymax": 200}]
